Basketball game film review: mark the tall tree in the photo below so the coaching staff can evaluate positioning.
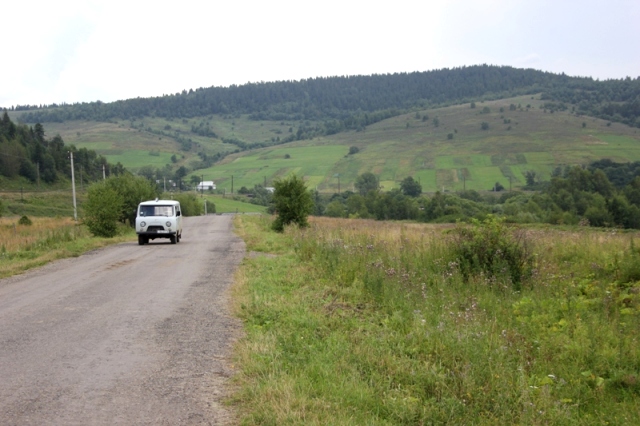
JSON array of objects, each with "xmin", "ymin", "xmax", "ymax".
[
  {"xmin": 400, "ymin": 176, "xmax": 422, "ymax": 197},
  {"xmin": 355, "ymin": 172, "xmax": 380, "ymax": 195}
]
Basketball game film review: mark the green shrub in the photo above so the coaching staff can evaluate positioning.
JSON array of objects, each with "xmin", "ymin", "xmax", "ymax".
[
  {"xmin": 450, "ymin": 215, "xmax": 532, "ymax": 290},
  {"xmin": 18, "ymin": 215, "xmax": 32, "ymax": 226},
  {"xmin": 84, "ymin": 182, "xmax": 124, "ymax": 238},
  {"xmin": 611, "ymin": 239, "xmax": 640, "ymax": 284},
  {"xmin": 104, "ymin": 174, "xmax": 158, "ymax": 225},
  {"xmin": 171, "ymin": 193, "xmax": 203, "ymax": 216},
  {"xmin": 324, "ymin": 200, "xmax": 346, "ymax": 218},
  {"xmin": 272, "ymin": 174, "xmax": 314, "ymax": 232},
  {"xmin": 205, "ymin": 200, "xmax": 216, "ymax": 214}
]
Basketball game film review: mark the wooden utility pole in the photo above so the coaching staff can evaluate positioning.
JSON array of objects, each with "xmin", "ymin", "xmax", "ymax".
[{"xmin": 70, "ymin": 152, "xmax": 77, "ymax": 222}]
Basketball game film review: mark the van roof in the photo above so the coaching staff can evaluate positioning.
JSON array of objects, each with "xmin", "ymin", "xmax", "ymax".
[{"xmin": 138, "ymin": 199, "xmax": 181, "ymax": 206}]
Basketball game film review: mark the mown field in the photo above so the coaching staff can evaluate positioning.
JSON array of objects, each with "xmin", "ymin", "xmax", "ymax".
[
  {"xmin": 27, "ymin": 95, "xmax": 640, "ymax": 193},
  {"xmin": 232, "ymin": 215, "xmax": 640, "ymax": 424},
  {"xmin": 204, "ymin": 194, "xmax": 267, "ymax": 214}
]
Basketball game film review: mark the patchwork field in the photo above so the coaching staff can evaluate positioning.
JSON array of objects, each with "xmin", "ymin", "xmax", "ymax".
[{"xmin": 31, "ymin": 94, "xmax": 640, "ymax": 193}]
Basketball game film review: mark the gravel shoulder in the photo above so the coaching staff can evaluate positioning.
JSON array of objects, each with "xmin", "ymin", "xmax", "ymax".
[{"xmin": 0, "ymin": 215, "xmax": 245, "ymax": 425}]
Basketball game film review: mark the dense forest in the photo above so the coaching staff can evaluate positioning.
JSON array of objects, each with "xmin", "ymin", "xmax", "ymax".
[
  {"xmin": 14, "ymin": 65, "xmax": 640, "ymax": 131},
  {"xmin": 0, "ymin": 112, "xmax": 118, "ymax": 184}
]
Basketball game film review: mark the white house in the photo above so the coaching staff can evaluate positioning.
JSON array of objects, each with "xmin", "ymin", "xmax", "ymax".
[{"xmin": 196, "ymin": 181, "xmax": 216, "ymax": 191}]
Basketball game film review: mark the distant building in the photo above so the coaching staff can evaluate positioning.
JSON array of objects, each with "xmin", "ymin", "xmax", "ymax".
[
  {"xmin": 196, "ymin": 181, "xmax": 216, "ymax": 191},
  {"xmin": 265, "ymin": 187, "xmax": 275, "ymax": 193}
]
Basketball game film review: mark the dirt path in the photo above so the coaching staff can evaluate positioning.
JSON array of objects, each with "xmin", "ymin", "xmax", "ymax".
[{"xmin": 0, "ymin": 215, "xmax": 245, "ymax": 425}]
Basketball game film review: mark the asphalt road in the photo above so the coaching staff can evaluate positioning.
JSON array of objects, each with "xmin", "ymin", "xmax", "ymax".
[{"xmin": 0, "ymin": 215, "xmax": 245, "ymax": 425}]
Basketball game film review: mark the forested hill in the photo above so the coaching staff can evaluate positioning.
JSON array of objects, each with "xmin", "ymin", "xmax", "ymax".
[
  {"xmin": 13, "ymin": 65, "xmax": 640, "ymax": 128},
  {"xmin": 0, "ymin": 112, "xmax": 116, "ymax": 184}
]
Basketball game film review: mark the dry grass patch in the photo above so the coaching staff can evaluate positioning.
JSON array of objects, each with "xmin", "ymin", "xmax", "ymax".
[{"xmin": 0, "ymin": 216, "xmax": 133, "ymax": 278}]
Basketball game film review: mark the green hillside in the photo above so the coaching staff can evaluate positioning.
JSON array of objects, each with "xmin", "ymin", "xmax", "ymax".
[
  {"xmin": 34, "ymin": 94, "xmax": 640, "ymax": 193},
  {"xmin": 6, "ymin": 66, "xmax": 639, "ymax": 193},
  {"xmin": 40, "ymin": 115, "xmax": 305, "ymax": 173}
]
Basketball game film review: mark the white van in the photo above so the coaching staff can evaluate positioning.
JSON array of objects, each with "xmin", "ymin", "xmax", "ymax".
[{"xmin": 135, "ymin": 199, "xmax": 183, "ymax": 245}]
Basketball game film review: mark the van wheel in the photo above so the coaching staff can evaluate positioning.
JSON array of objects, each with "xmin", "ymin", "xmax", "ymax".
[
  {"xmin": 170, "ymin": 235, "xmax": 177, "ymax": 244},
  {"xmin": 138, "ymin": 236, "xmax": 145, "ymax": 245}
]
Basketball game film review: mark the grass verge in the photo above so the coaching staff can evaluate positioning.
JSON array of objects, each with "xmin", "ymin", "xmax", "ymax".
[
  {"xmin": 0, "ymin": 216, "xmax": 133, "ymax": 279},
  {"xmin": 231, "ymin": 215, "xmax": 640, "ymax": 424}
]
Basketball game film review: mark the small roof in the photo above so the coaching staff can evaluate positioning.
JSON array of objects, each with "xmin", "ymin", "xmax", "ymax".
[{"xmin": 138, "ymin": 199, "xmax": 180, "ymax": 206}]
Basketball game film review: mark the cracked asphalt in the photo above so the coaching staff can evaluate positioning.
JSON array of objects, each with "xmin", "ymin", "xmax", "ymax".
[{"xmin": 0, "ymin": 215, "xmax": 245, "ymax": 425}]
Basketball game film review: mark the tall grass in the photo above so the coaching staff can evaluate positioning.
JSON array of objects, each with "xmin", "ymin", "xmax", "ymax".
[
  {"xmin": 0, "ymin": 217, "xmax": 80, "ymax": 252},
  {"xmin": 232, "ymin": 216, "xmax": 640, "ymax": 424},
  {"xmin": 0, "ymin": 217, "xmax": 132, "ymax": 278}
]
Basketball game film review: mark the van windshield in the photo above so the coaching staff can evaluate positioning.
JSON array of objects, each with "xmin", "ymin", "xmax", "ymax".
[{"xmin": 139, "ymin": 205, "xmax": 174, "ymax": 217}]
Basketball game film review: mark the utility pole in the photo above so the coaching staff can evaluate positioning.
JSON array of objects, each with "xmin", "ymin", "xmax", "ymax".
[
  {"xmin": 201, "ymin": 175, "xmax": 204, "ymax": 198},
  {"xmin": 231, "ymin": 175, "xmax": 234, "ymax": 194},
  {"xmin": 70, "ymin": 152, "xmax": 77, "ymax": 222},
  {"xmin": 102, "ymin": 164, "xmax": 106, "ymax": 180}
]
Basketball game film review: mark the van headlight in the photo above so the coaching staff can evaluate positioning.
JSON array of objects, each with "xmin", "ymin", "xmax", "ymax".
[
  {"xmin": 166, "ymin": 221, "xmax": 172, "ymax": 227},
  {"xmin": 140, "ymin": 221, "xmax": 146, "ymax": 227}
]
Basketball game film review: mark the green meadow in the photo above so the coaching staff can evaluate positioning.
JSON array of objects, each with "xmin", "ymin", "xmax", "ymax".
[
  {"xmin": 232, "ymin": 215, "xmax": 640, "ymax": 424},
  {"xmin": 39, "ymin": 95, "xmax": 640, "ymax": 193},
  {"xmin": 203, "ymin": 194, "xmax": 267, "ymax": 214},
  {"xmin": 197, "ymin": 144, "xmax": 349, "ymax": 192},
  {"xmin": 44, "ymin": 120, "xmax": 182, "ymax": 169}
]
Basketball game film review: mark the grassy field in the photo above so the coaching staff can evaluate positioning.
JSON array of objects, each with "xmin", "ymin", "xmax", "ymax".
[
  {"xmin": 0, "ymin": 216, "xmax": 133, "ymax": 278},
  {"xmin": 19, "ymin": 95, "xmax": 640, "ymax": 193},
  {"xmin": 40, "ymin": 116, "xmax": 309, "ymax": 173},
  {"xmin": 203, "ymin": 194, "xmax": 267, "ymax": 214},
  {"xmin": 41, "ymin": 120, "xmax": 188, "ymax": 170},
  {"xmin": 1, "ymin": 189, "xmax": 82, "ymax": 218},
  {"xmin": 196, "ymin": 144, "xmax": 350, "ymax": 192},
  {"xmin": 231, "ymin": 215, "xmax": 640, "ymax": 424}
]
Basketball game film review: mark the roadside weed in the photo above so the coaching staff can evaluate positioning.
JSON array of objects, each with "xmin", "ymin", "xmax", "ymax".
[{"xmin": 232, "ymin": 216, "xmax": 640, "ymax": 424}]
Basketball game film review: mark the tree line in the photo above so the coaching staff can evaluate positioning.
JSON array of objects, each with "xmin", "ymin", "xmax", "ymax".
[
  {"xmin": 19, "ymin": 65, "xmax": 635, "ymax": 126},
  {"xmin": 542, "ymin": 76, "xmax": 640, "ymax": 128},
  {"xmin": 302, "ymin": 162, "xmax": 640, "ymax": 230},
  {"xmin": 0, "ymin": 111, "xmax": 119, "ymax": 184}
]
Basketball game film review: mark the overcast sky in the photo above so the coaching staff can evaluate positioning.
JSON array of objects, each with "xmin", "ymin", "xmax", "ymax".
[{"xmin": 2, "ymin": 0, "xmax": 639, "ymax": 108}]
